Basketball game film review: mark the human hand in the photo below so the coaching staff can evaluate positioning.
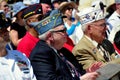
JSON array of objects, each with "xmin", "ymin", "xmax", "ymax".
[
  {"xmin": 86, "ymin": 62, "xmax": 103, "ymax": 72},
  {"xmin": 80, "ymin": 72, "xmax": 100, "ymax": 80},
  {"xmin": 72, "ymin": 19, "xmax": 78, "ymax": 25}
]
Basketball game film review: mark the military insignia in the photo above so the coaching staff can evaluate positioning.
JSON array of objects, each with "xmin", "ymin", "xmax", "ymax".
[
  {"xmin": 24, "ymin": 11, "xmax": 35, "ymax": 19},
  {"xmin": 38, "ymin": 9, "xmax": 41, "ymax": 12},
  {"xmin": 17, "ymin": 61, "xmax": 27, "ymax": 68},
  {"xmin": 79, "ymin": 9, "xmax": 104, "ymax": 25},
  {"xmin": 17, "ymin": 60, "xmax": 30, "ymax": 74},
  {"xmin": 42, "ymin": 19, "xmax": 51, "ymax": 26},
  {"xmin": 52, "ymin": 16, "xmax": 56, "ymax": 20},
  {"xmin": 93, "ymin": 48, "xmax": 97, "ymax": 54}
]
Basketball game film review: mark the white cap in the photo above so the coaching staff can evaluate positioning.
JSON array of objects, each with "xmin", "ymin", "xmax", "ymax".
[
  {"xmin": 77, "ymin": 7, "xmax": 105, "ymax": 25},
  {"xmin": 91, "ymin": 0, "xmax": 106, "ymax": 10},
  {"xmin": 23, "ymin": 0, "xmax": 39, "ymax": 5}
]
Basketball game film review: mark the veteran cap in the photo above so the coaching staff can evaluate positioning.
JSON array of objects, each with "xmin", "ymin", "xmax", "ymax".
[
  {"xmin": 77, "ymin": 6, "xmax": 105, "ymax": 25},
  {"xmin": 22, "ymin": 3, "xmax": 43, "ymax": 19},
  {"xmin": 30, "ymin": 9, "xmax": 64, "ymax": 35}
]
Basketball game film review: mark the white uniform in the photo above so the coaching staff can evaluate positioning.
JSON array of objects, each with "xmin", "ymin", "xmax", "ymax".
[
  {"xmin": 107, "ymin": 11, "xmax": 120, "ymax": 42},
  {"xmin": 0, "ymin": 50, "xmax": 36, "ymax": 80}
]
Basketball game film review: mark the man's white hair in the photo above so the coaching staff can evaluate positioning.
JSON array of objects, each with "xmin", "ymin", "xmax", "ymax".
[{"xmin": 38, "ymin": 29, "xmax": 54, "ymax": 40}]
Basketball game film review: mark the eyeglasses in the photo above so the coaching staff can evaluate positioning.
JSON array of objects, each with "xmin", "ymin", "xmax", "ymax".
[
  {"xmin": 91, "ymin": 23, "xmax": 107, "ymax": 27},
  {"xmin": 51, "ymin": 28, "xmax": 67, "ymax": 33}
]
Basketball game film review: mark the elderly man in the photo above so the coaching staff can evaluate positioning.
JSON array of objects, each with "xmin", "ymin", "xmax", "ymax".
[
  {"xmin": 72, "ymin": 6, "xmax": 120, "ymax": 70},
  {"xmin": 29, "ymin": 9, "xmax": 99, "ymax": 80}
]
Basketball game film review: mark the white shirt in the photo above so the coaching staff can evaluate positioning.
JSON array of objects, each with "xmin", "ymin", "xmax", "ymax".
[
  {"xmin": 107, "ymin": 11, "xmax": 120, "ymax": 42},
  {"xmin": 64, "ymin": 22, "xmax": 84, "ymax": 45},
  {"xmin": 0, "ymin": 50, "xmax": 36, "ymax": 80}
]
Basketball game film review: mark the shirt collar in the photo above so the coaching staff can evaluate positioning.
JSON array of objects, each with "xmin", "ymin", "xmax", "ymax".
[{"xmin": 85, "ymin": 35, "xmax": 98, "ymax": 47}]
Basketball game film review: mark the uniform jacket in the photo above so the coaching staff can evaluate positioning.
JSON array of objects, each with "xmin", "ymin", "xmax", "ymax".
[
  {"xmin": 72, "ymin": 35, "xmax": 120, "ymax": 69},
  {"xmin": 29, "ymin": 40, "xmax": 83, "ymax": 80},
  {"xmin": 0, "ymin": 50, "xmax": 36, "ymax": 80}
]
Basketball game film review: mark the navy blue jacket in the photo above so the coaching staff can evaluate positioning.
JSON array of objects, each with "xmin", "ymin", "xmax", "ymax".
[{"xmin": 29, "ymin": 40, "xmax": 85, "ymax": 80}]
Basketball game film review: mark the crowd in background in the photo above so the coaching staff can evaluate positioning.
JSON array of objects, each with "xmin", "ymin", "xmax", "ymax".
[{"xmin": 0, "ymin": 0, "xmax": 120, "ymax": 80}]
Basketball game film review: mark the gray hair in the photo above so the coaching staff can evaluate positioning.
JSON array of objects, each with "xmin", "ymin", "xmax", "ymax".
[
  {"xmin": 81, "ymin": 24, "xmax": 88, "ymax": 32},
  {"xmin": 38, "ymin": 28, "xmax": 56, "ymax": 40}
]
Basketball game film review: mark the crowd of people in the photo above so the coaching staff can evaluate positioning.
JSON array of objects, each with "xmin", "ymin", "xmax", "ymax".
[{"xmin": 0, "ymin": 0, "xmax": 120, "ymax": 80}]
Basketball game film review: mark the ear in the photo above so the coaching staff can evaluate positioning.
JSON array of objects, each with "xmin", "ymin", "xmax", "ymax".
[
  {"xmin": 26, "ymin": 19, "xmax": 32, "ymax": 25},
  {"xmin": 87, "ymin": 24, "xmax": 91, "ymax": 30},
  {"xmin": 87, "ymin": 24, "xmax": 93, "ymax": 34},
  {"xmin": 47, "ymin": 32, "xmax": 52, "ymax": 39}
]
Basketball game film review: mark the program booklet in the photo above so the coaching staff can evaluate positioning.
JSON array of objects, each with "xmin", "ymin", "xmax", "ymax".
[{"xmin": 96, "ymin": 63, "xmax": 120, "ymax": 80}]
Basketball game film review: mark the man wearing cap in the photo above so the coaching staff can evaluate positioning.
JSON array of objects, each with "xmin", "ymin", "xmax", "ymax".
[
  {"xmin": 0, "ymin": 14, "xmax": 36, "ymax": 80},
  {"xmin": 39, "ymin": 0, "xmax": 52, "ymax": 14},
  {"xmin": 72, "ymin": 6, "xmax": 120, "ymax": 70},
  {"xmin": 29, "ymin": 9, "xmax": 99, "ymax": 80},
  {"xmin": 17, "ymin": 3, "xmax": 43, "ymax": 57},
  {"xmin": 107, "ymin": 0, "xmax": 120, "ymax": 42},
  {"xmin": 8, "ymin": 2, "xmax": 27, "ymax": 50}
]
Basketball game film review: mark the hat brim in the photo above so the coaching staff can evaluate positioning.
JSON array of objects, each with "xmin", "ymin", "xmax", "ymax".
[
  {"xmin": 13, "ymin": 6, "xmax": 27, "ymax": 17},
  {"xmin": 59, "ymin": 2, "xmax": 77, "ymax": 12}
]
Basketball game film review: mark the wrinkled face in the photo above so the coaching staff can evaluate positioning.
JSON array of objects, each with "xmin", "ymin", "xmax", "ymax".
[
  {"xmin": 41, "ymin": 3, "xmax": 51, "ymax": 15},
  {"xmin": 50, "ymin": 25, "xmax": 67, "ymax": 50},
  {"xmin": 89, "ymin": 19, "xmax": 107, "ymax": 43},
  {"xmin": 0, "ymin": 1, "xmax": 9, "ymax": 14}
]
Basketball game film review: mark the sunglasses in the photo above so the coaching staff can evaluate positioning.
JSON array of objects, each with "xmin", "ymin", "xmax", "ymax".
[
  {"xmin": 51, "ymin": 28, "xmax": 67, "ymax": 33},
  {"xmin": 66, "ymin": 7, "xmax": 73, "ymax": 11}
]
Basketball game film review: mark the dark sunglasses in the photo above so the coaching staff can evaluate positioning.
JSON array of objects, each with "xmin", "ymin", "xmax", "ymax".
[
  {"xmin": 66, "ymin": 7, "xmax": 73, "ymax": 11},
  {"xmin": 4, "ymin": 5, "xmax": 9, "ymax": 7},
  {"xmin": 51, "ymin": 28, "xmax": 67, "ymax": 33}
]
